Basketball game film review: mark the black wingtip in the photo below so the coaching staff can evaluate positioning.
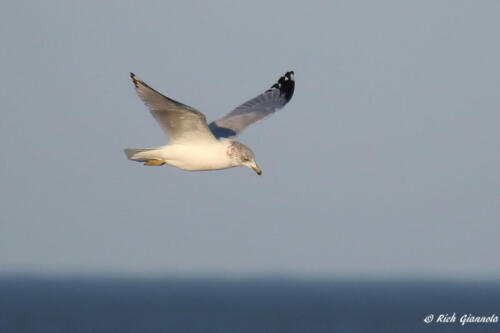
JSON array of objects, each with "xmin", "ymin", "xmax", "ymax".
[
  {"xmin": 129, "ymin": 72, "xmax": 137, "ymax": 86},
  {"xmin": 269, "ymin": 71, "xmax": 295, "ymax": 102},
  {"xmin": 130, "ymin": 72, "xmax": 143, "ymax": 88}
]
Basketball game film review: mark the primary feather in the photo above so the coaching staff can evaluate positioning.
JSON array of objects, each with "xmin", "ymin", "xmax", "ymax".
[
  {"xmin": 209, "ymin": 71, "xmax": 295, "ymax": 138},
  {"xmin": 130, "ymin": 73, "xmax": 217, "ymax": 145}
]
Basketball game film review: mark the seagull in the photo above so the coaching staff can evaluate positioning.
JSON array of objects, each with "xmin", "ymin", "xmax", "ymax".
[{"xmin": 124, "ymin": 71, "xmax": 295, "ymax": 175}]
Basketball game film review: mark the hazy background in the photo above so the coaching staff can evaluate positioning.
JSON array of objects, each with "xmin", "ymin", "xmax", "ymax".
[{"xmin": 1, "ymin": 1, "xmax": 499, "ymax": 279}]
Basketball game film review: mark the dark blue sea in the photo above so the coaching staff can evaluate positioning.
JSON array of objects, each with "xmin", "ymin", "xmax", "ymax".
[{"xmin": 1, "ymin": 276, "xmax": 499, "ymax": 332}]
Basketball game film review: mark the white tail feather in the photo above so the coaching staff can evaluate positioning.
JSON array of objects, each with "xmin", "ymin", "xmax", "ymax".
[{"xmin": 124, "ymin": 148, "xmax": 157, "ymax": 162}]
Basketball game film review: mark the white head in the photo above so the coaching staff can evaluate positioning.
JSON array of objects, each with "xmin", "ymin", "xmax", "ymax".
[{"xmin": 227, "ymin": 141, "xmax": 262, "ymax": 176}]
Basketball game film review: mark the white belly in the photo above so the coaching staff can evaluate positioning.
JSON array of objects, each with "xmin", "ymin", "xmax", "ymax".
[{"xmin": 156, "ymin": 142, "xmax": 233, "ymax": 171}]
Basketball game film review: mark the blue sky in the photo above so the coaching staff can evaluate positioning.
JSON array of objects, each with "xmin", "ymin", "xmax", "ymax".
[{"xmin": 1, "ymin": 1, "xmax": 499, "ymax": 278}]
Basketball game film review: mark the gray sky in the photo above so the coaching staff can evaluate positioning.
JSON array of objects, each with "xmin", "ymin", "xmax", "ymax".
[{"xmin": 1, "ymin": 1, "xmax": 499, "ymax": 279}]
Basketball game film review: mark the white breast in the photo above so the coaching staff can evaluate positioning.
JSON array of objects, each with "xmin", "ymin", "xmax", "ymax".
[{"xmin": 155, "ymin": 141, "xmax": 234, "ymax": 171}]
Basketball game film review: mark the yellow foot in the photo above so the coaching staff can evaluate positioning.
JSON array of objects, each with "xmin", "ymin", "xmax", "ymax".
[{"xmin": 144, "ymin": 159, "xmax": 165, "ymax": 166}]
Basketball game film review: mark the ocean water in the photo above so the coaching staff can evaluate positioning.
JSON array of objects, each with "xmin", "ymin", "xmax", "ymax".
[{"xmin": 1, "ymin": 277, "xmax": 499, "ymax": 332}]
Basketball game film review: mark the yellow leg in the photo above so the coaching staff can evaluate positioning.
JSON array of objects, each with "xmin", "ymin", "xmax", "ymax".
[{"xmin": 144, "ymin": 159, "xmax": 165, "ymax": 166}]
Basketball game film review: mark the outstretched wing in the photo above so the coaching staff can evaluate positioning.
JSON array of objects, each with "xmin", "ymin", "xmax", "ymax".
[
  {"xmin": 130, "ymin": 73, "xmax": 217, "ymax": 144},
  {"xmin": 209, "ymin": 71, "xmax": 295, "ymax": 138}
]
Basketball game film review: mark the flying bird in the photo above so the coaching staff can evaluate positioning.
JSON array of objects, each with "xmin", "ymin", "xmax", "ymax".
[{"xmin": 124, "ymin": 71, "xmax": 295, "ymax": 175}]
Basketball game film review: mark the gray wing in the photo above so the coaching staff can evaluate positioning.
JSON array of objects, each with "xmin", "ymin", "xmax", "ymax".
[
  {"xmin": 209, "ymin": 71, "xmax": 295, "ymax": 138},
  {"xmin": 130, "ymin": 73, "xmax": 217, "ymax": 144}
]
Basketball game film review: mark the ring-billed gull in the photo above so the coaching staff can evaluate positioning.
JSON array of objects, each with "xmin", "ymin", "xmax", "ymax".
[{"xmin": 124, "ymin": 71, "xmax": 295, "ymax": 175}]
